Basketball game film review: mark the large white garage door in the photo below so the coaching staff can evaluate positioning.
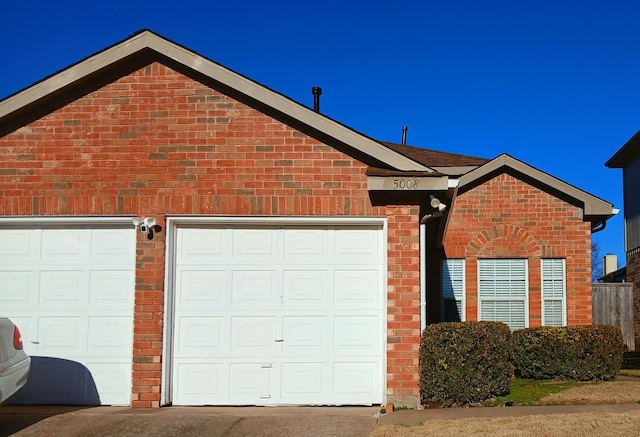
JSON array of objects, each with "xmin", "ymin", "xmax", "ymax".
[
  {"xmin": 171, "ymin": 223, "xmax": 385, "ymax": 406},
  {"xmin": 0, "ymin": 223, "xmax": 136, "ymax": 405}
]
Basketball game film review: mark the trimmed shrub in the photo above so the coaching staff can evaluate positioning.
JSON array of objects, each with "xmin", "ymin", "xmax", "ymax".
[
  {"xmin": 419, "ymin": 321, "xmax": 514, "ymax": 407},
  {"xmin": 513, "ymin": 325, "xmax": 624, "ymax": 381}
]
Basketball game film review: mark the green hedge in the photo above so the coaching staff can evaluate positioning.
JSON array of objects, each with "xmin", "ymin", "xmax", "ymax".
[
  {"xmin": 512, "ymin": 325, "xmax": 624, "ymax": 381},
  {"xmin": 419, "ymin": 321, "xmax": 513, "ymax": 407}
]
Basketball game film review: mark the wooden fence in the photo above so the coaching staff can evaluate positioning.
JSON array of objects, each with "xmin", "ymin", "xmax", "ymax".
[{"xmin": 592, "ymin": 283, "xmax": 635, "ymax": 351}]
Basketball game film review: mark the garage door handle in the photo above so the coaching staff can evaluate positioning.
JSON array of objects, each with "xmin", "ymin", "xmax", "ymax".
[
  {"xmin": 30, "ymin": 341, "xmax": 39, "ymax": 344},
  {"xmin": 274, "ymin": 339, "xmax": 284, "ymax": 342}
]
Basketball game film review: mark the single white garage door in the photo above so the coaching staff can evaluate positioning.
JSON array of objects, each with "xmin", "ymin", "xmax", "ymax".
[
  {"xmin": 171, "ymin": 223, "xmax": 385, "ymax": 405},
  {"xmin": 0, "ymin": 223, "xmax": 136, "ymax": 405}
]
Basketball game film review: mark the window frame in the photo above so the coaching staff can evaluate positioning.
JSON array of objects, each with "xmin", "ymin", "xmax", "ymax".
[
  {"xmin": 541, "ymin": 258, "xmax": 567, "ymax": 326},
  {"xmin": 441, "ymin": 259, "xmax": 465, "ymax": 322},
  {"xmin": 477, "ymin": 258, "xmax": 529, "ymax": 330}
]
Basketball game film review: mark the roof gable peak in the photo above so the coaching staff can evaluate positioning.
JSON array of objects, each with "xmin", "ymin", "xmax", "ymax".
[{"xmin": 0, "ymin": 30, "xmax": 429, "ymax": 172}]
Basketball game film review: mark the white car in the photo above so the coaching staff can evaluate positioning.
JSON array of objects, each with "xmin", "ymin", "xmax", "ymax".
[{"xmin": 0, "ymin": 317, "xmax": 30, "ymax": 404}]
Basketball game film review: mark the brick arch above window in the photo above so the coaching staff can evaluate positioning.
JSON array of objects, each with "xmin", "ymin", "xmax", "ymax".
[{"xmin": 466, "ymin": 224, "xmax": 541, "ymax": 257}]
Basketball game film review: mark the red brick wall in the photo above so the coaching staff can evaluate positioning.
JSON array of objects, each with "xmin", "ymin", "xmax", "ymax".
[
  {"xmin": 443, "ymin": 173, "xmax": 593, "ymax": 326},
  {"xmin": 0, "ymin": 62, "xmax": 421, "ymax": 406}
]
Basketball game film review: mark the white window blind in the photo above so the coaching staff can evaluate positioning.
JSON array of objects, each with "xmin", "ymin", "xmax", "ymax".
[
  {"xmin": 478, "ymin": 259, "xmax": 527, "ymax": 330},
  {"xmin": 442, "ymin": 259, "xmax": 465, "ymax": 322},
  {"xmin": 542, "ymin": 258, "xmax": 566, "ymax": 326}
]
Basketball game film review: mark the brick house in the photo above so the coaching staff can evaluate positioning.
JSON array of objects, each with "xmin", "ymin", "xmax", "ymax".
[
  {"xmin": 0, "ymin": 30, "xmax": 615, "ymax": 408},
  {"xmin": 606, "ymin": 131, "xmax": 640, "ymax": 347}
]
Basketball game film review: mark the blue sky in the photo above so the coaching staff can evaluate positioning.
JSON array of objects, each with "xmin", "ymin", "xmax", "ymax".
[{"xmin": 1, "ymin": 0, "xmax": 637, "ymax": 270}]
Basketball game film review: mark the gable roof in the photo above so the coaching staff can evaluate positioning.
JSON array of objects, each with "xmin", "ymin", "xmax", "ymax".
[
  {"xmin": 0, "ymin": 29, "xmax": 430, "ymax": 173},
  {"xmin": 605, "ymin": 130, "xmax": 640, "ymax": 168},
  {"xmin": 459, "ymin": 154, "xmax": 616, "ymax": 226}
]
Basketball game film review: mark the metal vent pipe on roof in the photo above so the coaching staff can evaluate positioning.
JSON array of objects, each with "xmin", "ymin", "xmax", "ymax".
[
  {"xmin": 312, "ymin": 86, "xmax": 322, "ymax": 112},
  {"xmin": 402, "ymin": 126, "xmax": 408, "ymax": 145}
]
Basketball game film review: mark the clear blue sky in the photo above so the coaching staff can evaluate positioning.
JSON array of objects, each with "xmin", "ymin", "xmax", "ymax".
[{"xmin": 1, "ymin": 0, "xmax": 637, "ymax": 270}]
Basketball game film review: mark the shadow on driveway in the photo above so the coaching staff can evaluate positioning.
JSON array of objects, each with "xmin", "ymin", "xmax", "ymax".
[{"xmin": 0, "ymin": 406, "xmax": 92, "ymax": 437}]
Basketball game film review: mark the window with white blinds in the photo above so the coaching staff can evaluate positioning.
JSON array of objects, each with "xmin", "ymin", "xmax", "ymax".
[
  {"xmin": 442, "ymin": 259, "xmax": 465, "ymax": 322},
  {"xmin": 541, "ymin": 258, "xmax": 566, "ymax": 326},
  {"xmin": 478, "ymin": 259, "xmax": 528, "ymax": 330}
]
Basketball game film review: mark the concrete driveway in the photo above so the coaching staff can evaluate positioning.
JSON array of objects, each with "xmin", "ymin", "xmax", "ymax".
[{"xmin": 0, "ymin": 406, "xmax": 380, "ymax": 437}]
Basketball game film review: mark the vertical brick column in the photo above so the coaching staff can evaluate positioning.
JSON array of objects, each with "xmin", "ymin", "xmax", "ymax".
[
  {"xmin": 131, "ymin": 219, "xmax": 166, "ymax": 408},
  {"xmin": 385, "ymin": 206, "xmax": 421, "ymax": 408}
]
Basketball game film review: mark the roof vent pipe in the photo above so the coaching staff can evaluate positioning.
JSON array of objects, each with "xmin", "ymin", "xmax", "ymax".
[
  {"xmin": 402, "ymin": 126, "xmax": 408, "ymax": 145},
  {"xmin": 312, "ymin": 86, "xmax": 322, "ymax": 112}
]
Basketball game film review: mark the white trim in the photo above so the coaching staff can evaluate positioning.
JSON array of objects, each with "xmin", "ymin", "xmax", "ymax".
[
  {"xmin": 541, "ymin": 258, "xmax": 567, "ymax": 327},
  {"xmin": 0, "ymin": 216, "xmax": 136, "ymax": 227},
  {"xmin": 420, "ymin": 224, "xmax": 426, "ymax": 332},
  {"xmin": 166, "ymin": 215, "xmax": 386, "ymax": 226},
  {"xmin": 477, "ymin": 259, "xmax": 529, "ymax": 330},
  {"xmin": 161, "ymin": 215, "xmax": 388, "ymax": 406},
  {"xmin": 441, "ymin": 259, "xmax": 466, "ymax": 322}
]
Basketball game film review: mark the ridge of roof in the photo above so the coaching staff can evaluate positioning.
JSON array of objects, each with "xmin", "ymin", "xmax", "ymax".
[{"xmin": 0, "ymin": 29, "xmax": 429, "ymax": 173}]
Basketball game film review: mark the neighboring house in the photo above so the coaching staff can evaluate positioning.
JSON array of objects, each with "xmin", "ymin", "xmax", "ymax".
[
  {"xmin": 606, "ymin": 131, "xmax": 640, "ymax": 347},
  {"xmin": 0, "ymin": 30, "xmax": 616, "ymax": 408}
]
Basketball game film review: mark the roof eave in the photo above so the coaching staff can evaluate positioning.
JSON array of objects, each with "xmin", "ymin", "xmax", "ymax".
[{"xmin": 605, "ymin": 130, "xmax": 640, "ymax": 168}]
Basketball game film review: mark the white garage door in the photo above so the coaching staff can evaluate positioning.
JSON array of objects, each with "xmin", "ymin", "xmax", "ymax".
[
  {"xmin": 171, "ymin": 223, "xmax": 385, "ymax": 406},
  {"xmin": 0, "ymin": 223, "xmax": 136, "ymax": 405}
]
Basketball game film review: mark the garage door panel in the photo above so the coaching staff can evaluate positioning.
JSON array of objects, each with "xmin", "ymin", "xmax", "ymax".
[
  {"xmin": 283, "ymin": 270, "xmax": 328, "ymax": 304},
  {"xmin": 282, "ymin": 316, "xmax": 328, "ymax": 353},
  {"xmin": 90, "ymin": 229, "xmax": 135, "ymax": 262},
  {"xmin": 334, "ymin": 228, "xmax": 380, "ymax": 262},
  {"xmin": 178, "ymin": 270, "xmax": 227, "ymax": 305},
  {"xmin": 280, "ymin": 362, "xmax": 328, "ymax": 400},
  {"xmin": 174, "ymin": 361, "xmax": 226, "ymax": 405},
  {"xmin": 334, "ymin": 269, "xmax": 380, "ymax": 305},
  {"xmin": 41, "ymin": 230, "xmax": 88, "ymax": 262},
  {"xmin": 0, "ymin": 229, "xmax": 35, "ymax": 260},
  {"xmin": 0, "ymin": 270, "xmax": 34, "ymax": 302},
  {"xmin": 87, "ymin": 317, "xmax": 132, "ymax": 354},
  {"xmin": 283, "ymin": 229, "xmax": 328, "ymax": 259},
  {"xmin": 89, "ymin": 270, "xmax": 135, "ymax": 304},
  {"xmin": 233, "ymin": 229, "xmax": 278, "ymax": 258},
  {"xmin": 39, "ymin": 270, "xmax": 86, "ymax": 304},
  {"xmin": 230, "ymin": 317, "xmax": 278, "ymax": 353},
  {"xmin": 0, "ymin": 224, "xmax": 135, "ymax": 406},
  {"xmin": 334, "ymin": 362, "xmax": 379, "ymax": 401},
  {"xmin": 88, "ymin": 361, "xmax": 131, "ymax": 405},
  {"xmin": 229, "ymin": 363, "xmax": 271, "ymax": 401},
  {"xmin": 231, "ymin": 270, "xmax": 280, "ymax": 304},
  {"xmin": 178, "ymin": 228, "xmax": 228, "ymax": 264},
  {"xmin": 37, "ymin": 317, "xmax": 86, "ymax": 353},
  {"xmin": 334, "ymin": 316, "xmax": 380, "ymax": 352},
  {"xmin": 176, "ymin": 316, "xmax": 227, "ymax": 356}
]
